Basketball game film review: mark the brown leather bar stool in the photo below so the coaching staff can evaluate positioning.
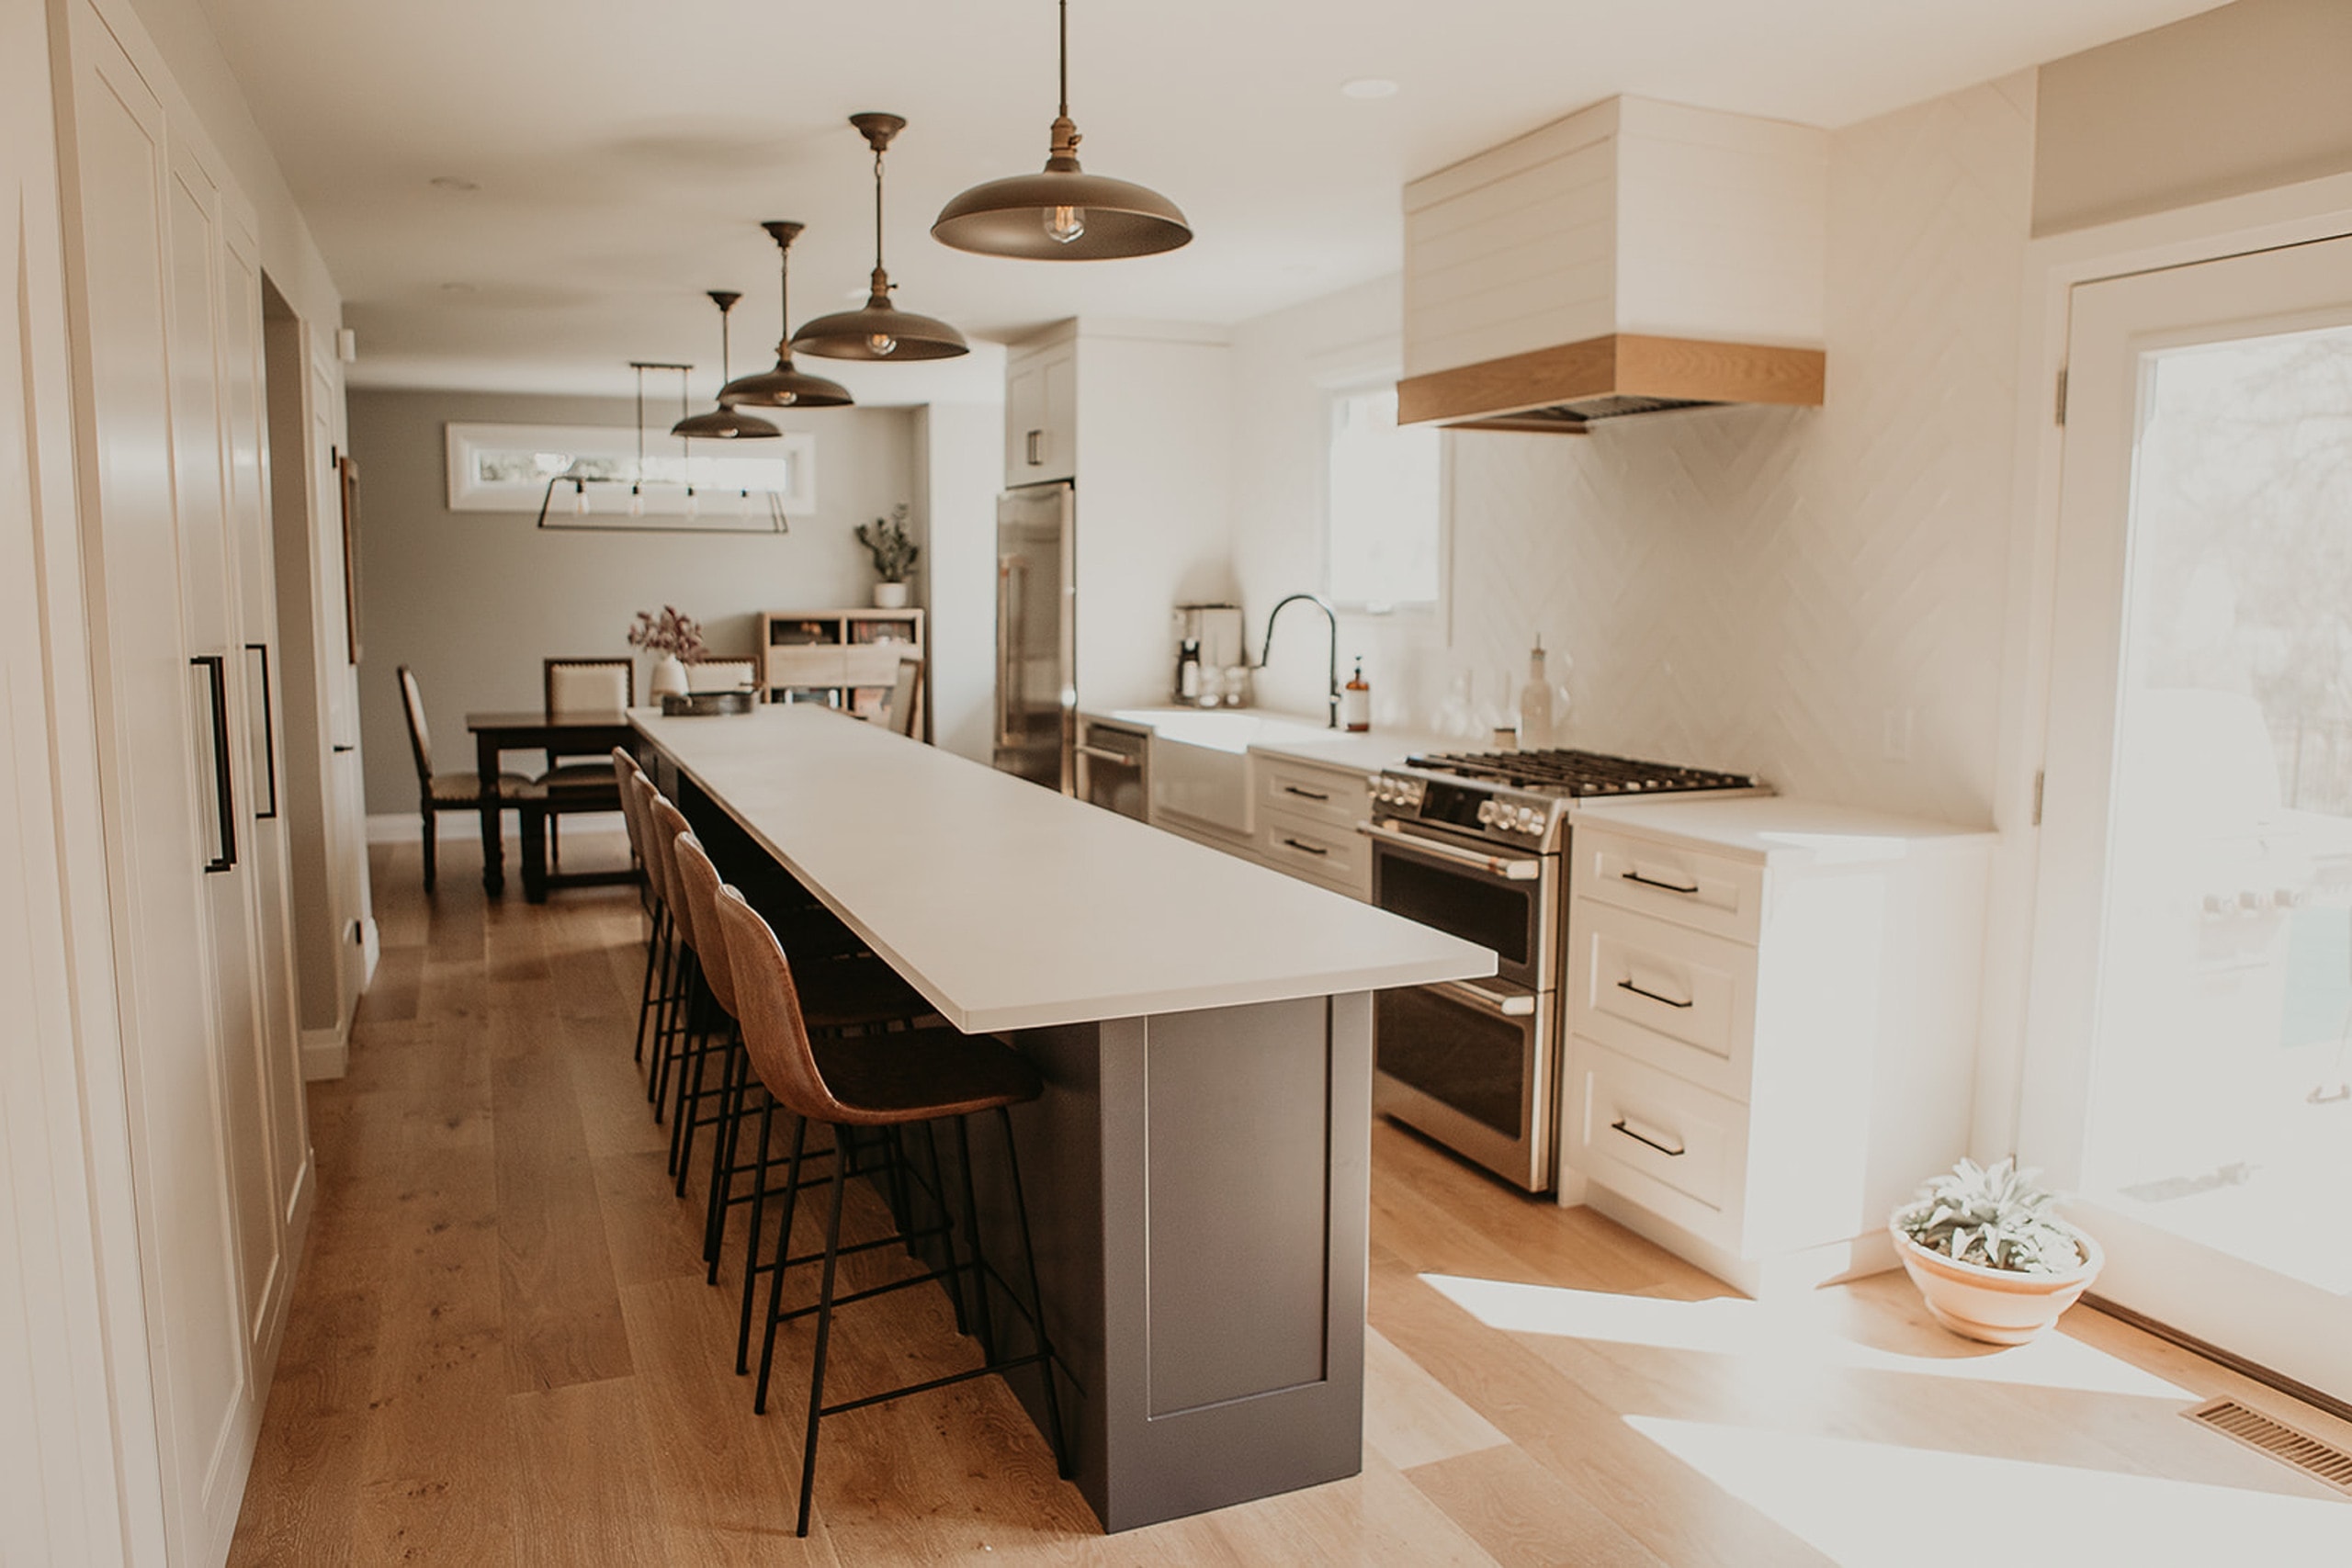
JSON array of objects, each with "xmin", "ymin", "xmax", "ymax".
[
  {"xmin": 710, "ymin": 883, "xmax": 1069, "ymax": 1538},
  {"xmin": 612, "ymin": 750, "xmax": 664, "ymax": 1066},
  {"xmin": 668, "ymin": 830, "xmax": 940, "ymax": 1319},
  {"xmin": 629, "ymin": 773, "xmax": 701, "ymax": 1116}
]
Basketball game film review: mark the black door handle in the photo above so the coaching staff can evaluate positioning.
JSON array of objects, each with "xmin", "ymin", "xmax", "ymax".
[
  {"xmin": 193, "ymin": 655, "xmax": 236, "ymax": 872},
  {"xmin": 1281, "ymin": 837, "xmax": 1329, "ymax": 857},
  {"xmin": 333, "ymin": 743, "xmax": 356, "ymax": 753},
  {"xmin": 245, "ymin": 643, "xmax": 277, "ymax": 819}
]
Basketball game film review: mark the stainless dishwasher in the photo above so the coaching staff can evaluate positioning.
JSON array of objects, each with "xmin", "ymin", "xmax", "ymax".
[{"xmin": 1075, "ymin": 716, "xmax": 1151, "ymax": 822}]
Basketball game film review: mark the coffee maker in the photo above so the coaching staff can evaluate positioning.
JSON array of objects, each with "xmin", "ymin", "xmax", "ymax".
[{"xmin": 1171, "ymin": 604, "xmax": 1245, "ymax": 700}]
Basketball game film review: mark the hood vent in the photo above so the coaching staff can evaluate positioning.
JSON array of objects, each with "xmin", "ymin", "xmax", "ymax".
[{"xmin": 1399, "ymin": 97, "xmax": 1829, "ymax": 434}]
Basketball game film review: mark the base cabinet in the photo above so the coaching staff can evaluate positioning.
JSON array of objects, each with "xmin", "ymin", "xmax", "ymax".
[{"xmin": 1563, "ymin": 801, "xmax": 1992, "ymax": 1296}]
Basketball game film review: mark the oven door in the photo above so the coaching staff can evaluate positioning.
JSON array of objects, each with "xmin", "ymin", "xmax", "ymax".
[
  {"xmin": 1363, "ymin": 821, "xmax": 1553, "ymax": 991},
  {"xmin": 1373, "ymin": 976, "xmax": 1555, "ymax": 1191}
]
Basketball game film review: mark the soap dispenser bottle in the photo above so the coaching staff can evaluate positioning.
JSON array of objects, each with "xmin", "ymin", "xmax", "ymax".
[
  {"xmin": 1518, "ymin": 639, "xmax": 1554, "ymax": 750},
  {"xmin": 1341, "ymin": 658, "xmax": 1371, "ymax": 732}
]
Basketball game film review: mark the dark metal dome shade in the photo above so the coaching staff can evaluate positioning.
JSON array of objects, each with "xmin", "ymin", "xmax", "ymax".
[
  {"xmin": 932, "ymin": 164, "xmax": 1191, "ymax": 261},
  {"xmin": 720, "ymin": 351, "xmax": 853, "ymax": 408},
  {"xmin": 671, "ymin": 404, "xmax": 780, "ymax": 439},
  {"xmin": 792, "ymin": 281, "xmax": 969, "ymax": 362}
]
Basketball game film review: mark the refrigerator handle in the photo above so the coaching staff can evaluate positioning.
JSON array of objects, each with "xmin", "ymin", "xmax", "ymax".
[{"xmin": 995, "ymin": 554, "xmax": 1021, "ymax": 748}]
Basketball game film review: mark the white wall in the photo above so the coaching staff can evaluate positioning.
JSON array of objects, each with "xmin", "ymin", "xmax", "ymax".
[
  {"xmin": 918, "ymin": 402, "xmax": 1003, "ymax": 763},
  {"xmin": 349, "ymin": 389, "xmax": 922, "ymax": 813},
  {"xmin": 1231, "ymin": 74, "xmax": 2037, "ymax": 829}
]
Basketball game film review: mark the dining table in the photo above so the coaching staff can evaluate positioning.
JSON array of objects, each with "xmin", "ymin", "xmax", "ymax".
[{"xmin": 463, "ymin": 708, "xmax": 637, "ymax": 896}]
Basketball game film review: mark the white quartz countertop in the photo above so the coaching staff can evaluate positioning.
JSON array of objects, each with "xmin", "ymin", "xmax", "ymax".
[
  {"xmin": 1569, "ymin": 794, "xmax": 1996, "ymax": 865},
  {"xmin": 633, "ymin": 706, "xmax": 1494, "ymax": 1033}
]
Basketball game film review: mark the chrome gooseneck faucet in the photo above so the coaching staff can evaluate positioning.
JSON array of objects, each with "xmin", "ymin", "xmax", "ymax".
[{"xmin": 1260, "ymin": 592, "xmax": 1340, "ymax": 728}]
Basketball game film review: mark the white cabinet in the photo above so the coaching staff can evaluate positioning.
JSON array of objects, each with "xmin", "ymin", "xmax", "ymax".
[
  {"xmin": 52, "ymin": 1, "xmax": 313, "ymax": 1557},
  {"xmin": 1562, "ymin": 797, "xmax": 1991, "ymax": 1296},
  {"xmin": 1004, "ymin": 335, "xmax": 1076, "ymax": 485},
  {"xmin": 1254, "ymin": 753, "xmax": 1373, "ymax": 900}
]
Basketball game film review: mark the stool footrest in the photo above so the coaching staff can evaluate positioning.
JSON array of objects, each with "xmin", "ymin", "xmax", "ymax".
[{"xmin": 819, "ymin": 1349, "xmax": 1052, "ymax": 1421}]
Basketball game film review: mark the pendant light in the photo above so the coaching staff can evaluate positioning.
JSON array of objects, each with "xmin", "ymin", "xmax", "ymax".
[
  {"xmin": 931, "ymin": 0, "xmax": 1190, "ymax": 261},
  {"xmin": 671, "ymin": 291, "xmax": 781, "ymax": 439},
  {"xmin": 792, "ymin": 114, "xmax": 968, "ymax": 362},
  {"xmin": 719, "ymin": 220, "xmax": 854, "ymax": 409}
]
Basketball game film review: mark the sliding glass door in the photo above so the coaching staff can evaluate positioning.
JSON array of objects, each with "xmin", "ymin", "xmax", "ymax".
[{"xmin": 2023, "ymin": 233, "xmax": 2352, "ymax": 1403}]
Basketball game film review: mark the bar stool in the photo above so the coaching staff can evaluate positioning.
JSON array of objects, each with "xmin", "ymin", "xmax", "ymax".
[
  {"xmin": 709, "ymin": 883, "xmax": 1069, "ymax": 1537},
  {"xmin": 667, "ymin": 830, "xmax": 938, "ymax": 1315},
  {"xmin": 611, "ymin": 750, "xmax": 663, "ymax": 1066}
]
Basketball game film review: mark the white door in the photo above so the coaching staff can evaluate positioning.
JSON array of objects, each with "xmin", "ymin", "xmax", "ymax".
[{"xmin": 2023, "ymin": 232, "xmax": 2352, "ymax": 1402}]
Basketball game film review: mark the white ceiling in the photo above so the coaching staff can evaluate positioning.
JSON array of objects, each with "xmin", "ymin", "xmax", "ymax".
[{"xmin": 189, "ymin": 0, "xmax": 2228, "ymax": 401}]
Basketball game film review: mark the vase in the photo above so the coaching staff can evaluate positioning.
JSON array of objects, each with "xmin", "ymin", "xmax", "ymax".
[
  {"xmin": 872, "ymin": 581, "xmax": 910, "ymax": 610},
  {"xmin": 649, "ymin": 653, "xmax": 689, "ymax": 702},
  {"xmin": 1890, "ymin": 1216, "xmax": 2103, "ymax": 1346}
]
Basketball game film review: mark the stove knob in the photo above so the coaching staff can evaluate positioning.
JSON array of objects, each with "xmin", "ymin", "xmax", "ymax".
[
  {"xmin": 1476, "ymin": 800, "xmax": 1498, "ymax": 825},
  {"xmin": 1517, "ymin": 807, "xmax": 1543, "ymax": 832},
  {"xmin": 1374, "ymin": 780, "xmax": 1394, "ymax": 804}
]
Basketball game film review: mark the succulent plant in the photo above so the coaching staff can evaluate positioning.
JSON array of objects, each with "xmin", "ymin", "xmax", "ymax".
[{"xmin": 1895, "ymin": 1157, "xmax": 2085, "ymax": 1275}]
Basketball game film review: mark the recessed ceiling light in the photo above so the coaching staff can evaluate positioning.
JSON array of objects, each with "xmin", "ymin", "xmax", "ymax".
[
  {"xmin": 1340, "ymin": 78, "xmax": 1398, "ymax": 100},
  {"xmin": 428, "ymin": 175, "xmax": 480, "ymax": 193}
]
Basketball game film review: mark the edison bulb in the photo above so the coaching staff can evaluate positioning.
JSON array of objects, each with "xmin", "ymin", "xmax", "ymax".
[
  {"xmin": 571, "ymin": 481, "xmax": 591, "ymax": 516},
  {"xmin": 866, "ymin": 332, "xmax": 899, "ymax": 356},
  {"xmin": 627, "ymin": 484, "xmax": 645, "ymax": 518},
  {"xmin": 1046, "ymin": 204, "xmax": 1087, "ymax": 244}
]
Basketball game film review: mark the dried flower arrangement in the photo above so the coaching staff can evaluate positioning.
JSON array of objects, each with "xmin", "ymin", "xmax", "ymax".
[
  {"xmin": 628, "ymin": 605, "xmax": 707, "ymax": 662},
  {"xmin": 855, "ymin": 504, "xmax": 919, "ymax": 584}
]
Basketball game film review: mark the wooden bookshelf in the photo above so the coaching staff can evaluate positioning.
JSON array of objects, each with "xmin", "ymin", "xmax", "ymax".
[{"xmin": 753, "ymin": 607, "xmax": 926, "ymax": 734}]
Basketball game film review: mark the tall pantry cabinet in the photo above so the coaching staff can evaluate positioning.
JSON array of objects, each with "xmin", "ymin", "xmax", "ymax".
[{"xmin": 50, "ymin": 0, "xmax": 315, "ymax": 1560}]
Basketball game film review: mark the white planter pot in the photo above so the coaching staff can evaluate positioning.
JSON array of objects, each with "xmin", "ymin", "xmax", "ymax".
[
  {"xmin": 649, "ymin": 653, "xmax": 689, "ymax": 701},
  {"xmin": 872, "ymin": 581, "xmax": 910, "ymax": 609},
  {"xmin": 1890, "ymin": 1216, "xmax": 2103, "ymax": 1346}
]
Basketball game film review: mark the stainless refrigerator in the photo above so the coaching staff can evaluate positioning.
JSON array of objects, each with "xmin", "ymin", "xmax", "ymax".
[{"xmin": 993, "ymin": 480, "xmax": 1076, "ymax": 791}]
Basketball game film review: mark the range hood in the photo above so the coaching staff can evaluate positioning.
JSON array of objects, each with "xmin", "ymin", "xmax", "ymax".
[{"xmin": 1398, "ymin": 97, "xmax": 1829, "ymax": 434}]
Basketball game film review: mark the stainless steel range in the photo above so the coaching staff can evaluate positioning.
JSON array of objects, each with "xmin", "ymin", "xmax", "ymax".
[{"xmin": 1361, "ymin": 748, "xmax": 1763, "ymax": 1190}]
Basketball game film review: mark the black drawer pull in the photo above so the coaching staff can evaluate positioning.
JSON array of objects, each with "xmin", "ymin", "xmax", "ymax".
[
  {"xmin": 1282, "ymin": 784, "xmax": 1330, "ymax": 802},
  {"xmin": 1616, "ymin": 977, "xmax": 1692, "ymax": 1010},
  {"xmin": 1281, "ymin": 837, "xmax": 1329, "ymax": 857},
  {"xmin": 1621, "ymin": 868, "xmax": 1700, "ymax": 895},
  {"xmin": 1611, "ymin": 1117, "xmax": 1686, "ymax": 1157}
]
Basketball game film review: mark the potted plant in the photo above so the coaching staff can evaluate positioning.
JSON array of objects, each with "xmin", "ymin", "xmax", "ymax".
[
  {"xmin": 1891, "ymin": 1156, "xmax": 2103, "ymax": 1346},
  {"xmin": 628, "ymin": 605, "xmax": 706, "ymax": 701},
  {"xmin": 856, "ymin": 504, "xmax": 918, "ymax": 609}
]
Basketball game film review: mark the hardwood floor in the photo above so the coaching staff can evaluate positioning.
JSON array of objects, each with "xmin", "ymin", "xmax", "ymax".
[{"xmin": 229, "ymin": 836, "xmax": 2352, "ymax": 1565}]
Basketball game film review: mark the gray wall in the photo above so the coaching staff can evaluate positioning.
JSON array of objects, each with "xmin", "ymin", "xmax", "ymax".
[
  {"xmin": 2034, "ymin": 0, "xmax": 2352, "ymax": 235},
  {"xmin": 351, "ymin": 388, "xmax": 919, "ymax": 814}
]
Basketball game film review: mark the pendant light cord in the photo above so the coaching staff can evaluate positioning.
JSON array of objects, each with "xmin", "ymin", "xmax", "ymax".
[
  {"xmin": 1058, "ymin": 0, "xmax": 1069, "ymax": 118},
  {"xmin": 873, "ymin": 146, "xmax": 888, "ymax": 276}
]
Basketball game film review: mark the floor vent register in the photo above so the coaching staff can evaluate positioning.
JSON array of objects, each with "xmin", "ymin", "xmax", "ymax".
[{"xmin": 2184, "ymin": 1398, "xmax": 2352, "ymax": 1495}]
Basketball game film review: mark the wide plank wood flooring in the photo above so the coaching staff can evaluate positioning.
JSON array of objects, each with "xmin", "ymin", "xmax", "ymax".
[{"xmin": 229, "ymin": 835, "xmax": 2352, "ymax": 1565}]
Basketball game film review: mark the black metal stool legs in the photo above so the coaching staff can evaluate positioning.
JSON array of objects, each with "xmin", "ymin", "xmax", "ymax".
[{"xmin": 796, "ymin": 1153, "xmax": 850, "ymax": 1538}]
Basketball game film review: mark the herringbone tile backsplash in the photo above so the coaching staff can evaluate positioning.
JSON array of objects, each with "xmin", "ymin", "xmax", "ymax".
[{"xmin": 1248, "ymin": 74, "xmax": 2035, "ymax": 829}]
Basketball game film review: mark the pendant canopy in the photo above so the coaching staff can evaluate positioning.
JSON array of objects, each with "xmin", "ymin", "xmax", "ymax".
[
  {"xmin": 793, "ymin": 114, "xmax": 969, "ymax": 362},
  {"xmin": 931, "ymin": 0, "xmax": 1190, "ymax": 261},
  {"xmin": 672, "ymin": 291, "xmax": 781, "ymax": 439},
  {"xmin": 720, "ymin": 221, "xmax": 854, "ymax": 409}
]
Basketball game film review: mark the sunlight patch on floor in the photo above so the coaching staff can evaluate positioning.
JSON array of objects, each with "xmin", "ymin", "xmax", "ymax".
[
  {"xmin": 1419, "ymin": 1273, "xmax": 2191, "ymax": 1400},
  {"xmin": 1625, "ymin": 1415, "xmax": 2352, "ymax": 1568}
]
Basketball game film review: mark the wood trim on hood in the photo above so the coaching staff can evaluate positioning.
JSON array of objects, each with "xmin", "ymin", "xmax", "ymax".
[{"xmin": 1397, "ymin": 333, "xmax": 1826, "ymax": 427}]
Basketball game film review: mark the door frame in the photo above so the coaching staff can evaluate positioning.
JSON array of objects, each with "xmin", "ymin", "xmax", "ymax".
[{"xmin": 1974, "ymin": 169, "xmax": 2352, "ymax": 1165}]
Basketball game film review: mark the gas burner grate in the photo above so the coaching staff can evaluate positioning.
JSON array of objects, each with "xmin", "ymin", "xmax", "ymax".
[{"xmin": 1407, "ymin": 747, "xmax": 1758, "ymax": 797}]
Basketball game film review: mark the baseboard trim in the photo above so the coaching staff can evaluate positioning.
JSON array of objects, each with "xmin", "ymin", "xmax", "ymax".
[
  {"xmin": 2083, "ymin": 1294, "xmax": 2352, "ymax": 1429},
  {"xmin": 1581, "ymin": 1182, "xmax": 1897, "ymax": 1300},
  {"xmin": 300, "ymin": 1023, "xmax": 348, "ymax": 1081}
]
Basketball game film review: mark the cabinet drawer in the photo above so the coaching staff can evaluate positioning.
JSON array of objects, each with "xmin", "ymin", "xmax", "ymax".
[
  {"xmin": 1259, "ymin": 806, "xmax": 1371, "ymax": 898},
  {"xmin": 1566, "ymin": 1037, "xmax": 1747, "ymax": 1249},
  {"xmin": 1572, "ymin": 825, "xmax": 1763, "ymax": 944},
  {"xmin": 766, "ymin": 645, "xmax": 845, "ymax": 687},
  {"xmin": 1569, "ymin": 897, "xmax": 1757, "ymax": 1101},
  {"xmin": 1257, "ymin": 757, "xmax": 1367, "ymax": 830}
]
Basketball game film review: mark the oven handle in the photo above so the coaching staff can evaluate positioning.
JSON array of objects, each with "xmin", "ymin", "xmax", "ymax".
[
  {"xmin": 1357, "ymin": 819, "xmax": 1543, "ymax": 881},
  {"xmin": 1429, "ymin": 978, "xmax": 1537, "ymax": 1018}
]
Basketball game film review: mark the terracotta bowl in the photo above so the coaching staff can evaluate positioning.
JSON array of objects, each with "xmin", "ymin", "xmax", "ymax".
[{"xmin": 1890, "ymin": 1216, "xmax": 2104, "ymax": 1346}]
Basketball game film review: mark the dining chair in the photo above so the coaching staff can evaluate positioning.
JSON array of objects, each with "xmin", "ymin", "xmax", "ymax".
[
  {"xmin": 398, "ymin": 666, "xmax": 537, "ymax": 893},
  {"xmin": 687, "ymin": 658, "xmax": 757, "ymax": 694},
  {"xmin": 878, "ymin": 655, "xmax": 924, "ymax": 739},
  {"xmin": 538, "ymin": 657, "xmax": 634, "ymax": 872}
]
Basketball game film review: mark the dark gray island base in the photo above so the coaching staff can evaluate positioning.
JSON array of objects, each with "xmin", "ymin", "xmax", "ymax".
[{"xmin": 634, "ymin": 706, "xmax": 1491, "ymax": 1533}]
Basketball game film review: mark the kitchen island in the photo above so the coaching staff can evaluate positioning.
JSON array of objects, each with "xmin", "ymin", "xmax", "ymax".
[{"xmin": 630, "ymin": 705, "xmax": 1493, "ymax": 1532}]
